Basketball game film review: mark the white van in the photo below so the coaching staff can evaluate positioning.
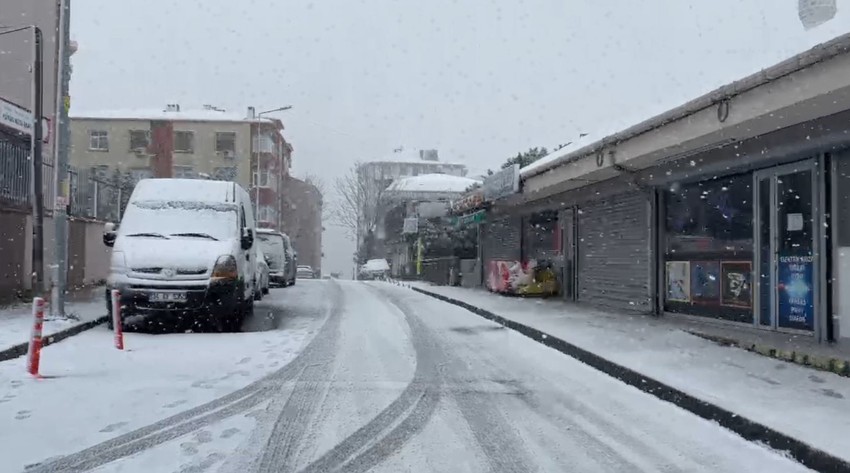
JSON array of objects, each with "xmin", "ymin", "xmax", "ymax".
[{"xmin": 103, "ymin": 179, "xmax": 257, "ymax": 332}]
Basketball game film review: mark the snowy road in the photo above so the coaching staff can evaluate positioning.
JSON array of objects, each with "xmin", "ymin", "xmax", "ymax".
[{"xmin": 8, "ymin": 280, "xmax": 812, "ymax": 472}]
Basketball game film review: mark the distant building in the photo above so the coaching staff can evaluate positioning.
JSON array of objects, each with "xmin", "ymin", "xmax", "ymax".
[
  {"xmin": 355, "ymin": 149, "xmax": 468, "ymax": 262},
  {"xmin": 69, "ymin": 105, "xmax": 293, "ymax": 230},
  {"xmin": 280, "ymin": 176, "xmax": 323, "ymax": 275}
]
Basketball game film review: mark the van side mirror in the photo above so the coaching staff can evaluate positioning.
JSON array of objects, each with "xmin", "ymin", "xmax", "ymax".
[
  {"xmin": 103, "ymin": 222, "xmax": 118, "ymax": 247},
  {"xmin": 241, "ymin": 228, "xmax": 254, "ymax": 250}
]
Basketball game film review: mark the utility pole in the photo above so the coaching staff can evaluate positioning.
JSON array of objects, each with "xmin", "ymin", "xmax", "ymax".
[
  {"xmin": 31, "ymin": 26, "xmax": 45, "ymax": 296},
  {"xmin": 53, "ymin": 0, "xmax": 72, "ymax": 316}
]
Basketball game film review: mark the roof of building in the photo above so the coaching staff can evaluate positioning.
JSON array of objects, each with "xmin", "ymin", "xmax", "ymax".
[
  {"xmin": 363, "ymin": 148, "xmax": 466, "ymax": 167},
  {"xmin": 385, "ymin": 173, "xmax": 481, "ymax": 193},
  {"xmin": 70, "ymin": 108, "xmax": 279, "ymax": 125},
  {"xmin": 520, "ymin": 30, "xmax": 850, "ymax": 179}
]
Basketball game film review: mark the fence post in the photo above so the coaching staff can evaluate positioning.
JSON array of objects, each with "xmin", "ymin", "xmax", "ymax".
[{"xmin": 26, "ymin": 297, "xmax": 46, "ymax": 376}]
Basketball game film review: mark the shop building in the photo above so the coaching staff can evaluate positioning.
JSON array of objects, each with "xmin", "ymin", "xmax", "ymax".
[{"xmin": 495, "ymin": 32, "xmax": 850, "ymax": 342}]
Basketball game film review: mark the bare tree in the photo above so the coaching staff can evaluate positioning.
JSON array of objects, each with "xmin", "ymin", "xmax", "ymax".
[
  {"xmin": 330, "ymin": 162, "xmax": 383, "ymax": 242},
  {"xmin": 302, "ymin": 172, "xmax": 326, "ymax": 197}
]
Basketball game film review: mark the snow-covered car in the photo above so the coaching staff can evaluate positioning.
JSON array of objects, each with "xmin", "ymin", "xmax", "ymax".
[
  {"xmin": 359, "ymin": 259, "xmax": 390, "ymax": 280},
  {"xmin": 103, "ymin": 178, "xmax": 257, "ymax": 332},
  {"xmin": 256, "ymin": 229, "xmax": 287, "ymax": 287},
  {"xmin": 254, "ymin": 247, "xmax": 270, "ymax": 300},
  {"xmin": 296, "ymin": 265, "xmax": 315, "ymax": 279}
]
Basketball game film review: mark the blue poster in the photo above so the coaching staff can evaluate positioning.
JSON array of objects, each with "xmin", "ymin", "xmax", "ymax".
[{"xmin": 777, "ymin": 255, "xmax": 814, "ymax": 331}]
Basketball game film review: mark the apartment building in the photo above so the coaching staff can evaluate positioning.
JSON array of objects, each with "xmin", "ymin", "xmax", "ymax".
[
  {"xmin": 280, "ymin": 176, "xmax": 323, "ymax": 276},
  {"xmin": 69, "ymin": 105, "xmax": 292, "ymax": 229}
]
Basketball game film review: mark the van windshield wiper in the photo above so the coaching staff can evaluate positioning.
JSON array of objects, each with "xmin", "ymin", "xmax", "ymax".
[
  {"xmin": 126, "ymin": 232, "xmax": 169, "ymax": 239},
  {"xmin": 170, "ymin": 232, "xmax": 219, "ymax": 241}
]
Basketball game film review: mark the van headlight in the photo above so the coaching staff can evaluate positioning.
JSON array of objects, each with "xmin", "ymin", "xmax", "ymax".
[
  {"xmin": 110, "ymin": 251, "xmax": 127, "ymax": 274},
  {"xmin": 211, "ymin": 255, "xmax": 238, "ymax": 282}
]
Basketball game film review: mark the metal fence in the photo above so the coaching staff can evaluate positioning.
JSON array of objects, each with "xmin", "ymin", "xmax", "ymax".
[
  {"xmin": 69, "ymin": 167, "xmax": 133, "ymax": 222},
  {"xmin": 0, "ymin": 131, "xmax": 31, "ymax": 207}
]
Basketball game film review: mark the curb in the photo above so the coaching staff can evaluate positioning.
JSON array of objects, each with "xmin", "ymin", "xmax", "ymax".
[
  {"xmin": 0, "ymin": 316, "xmax": 108, "ymax": 363},
  {"xmin": 686, "ymin": 330, "xmax": 850, "ymax": 378},
  {"xmin": 409, "ymin": 286, "xmax": 850, "ymax": 473}
]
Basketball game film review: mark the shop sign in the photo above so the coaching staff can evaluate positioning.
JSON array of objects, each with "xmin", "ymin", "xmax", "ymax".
[
  {"xmin": 483, "ymin": 164, "xmax": 520, "ymax": 201},
  {"xmin": 777, "ymin": 255, "xmax": 814, "ymax": 330},
  {"xmin": 0, "ymin": 97, "xmax": 33, "ymax": 136},
  {"xmin": 451, "ymin": 188, "xmax": 484, "ymax": 214},
  {"xmin": 402, "ymin": 217, "xmax": 419, "ymax": 234},
  {"xmin": 453, "ymin": 209, "xmax": 486, "ymax": 227},
  {"xmin": 720, "ymin": 261, "xmax": 752, "ymax": 308},
  {"xmin": 0, "ymin": 97, "xmax": 50, "ymax": 142}
]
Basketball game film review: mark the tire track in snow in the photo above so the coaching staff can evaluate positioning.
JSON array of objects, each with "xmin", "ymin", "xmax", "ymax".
[
  {"xmin": 29, "ymin": 282, "xmax": 344, "ymax": 473},
  {"xmin": 295, "ymin": 284, "xmax": 442, "ymax": 473}
]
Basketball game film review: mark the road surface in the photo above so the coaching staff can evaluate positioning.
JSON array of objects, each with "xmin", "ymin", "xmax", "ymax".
[{"xmin": 23, "ymin": 280, "xmax": 810, "ymax": 472}]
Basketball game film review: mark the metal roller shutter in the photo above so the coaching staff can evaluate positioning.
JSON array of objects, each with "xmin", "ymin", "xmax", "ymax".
[
  {"xmin": 578, "ymin": 191, "xmax": 650, "ymax": 312},
  {"xmin": 482, "ymin": 216, "xmax": 522, "ymax": 263}
]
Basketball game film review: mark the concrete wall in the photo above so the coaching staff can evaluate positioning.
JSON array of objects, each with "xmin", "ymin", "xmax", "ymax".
[{"xmin": 17, "ymin": 215, "xmax": 110, "ymax": 293}]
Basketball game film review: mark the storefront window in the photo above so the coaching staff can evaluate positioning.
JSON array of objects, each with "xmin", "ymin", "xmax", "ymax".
[{"xmin": 664, "ymin": 173, "xmax": 753, "ymax": 322}]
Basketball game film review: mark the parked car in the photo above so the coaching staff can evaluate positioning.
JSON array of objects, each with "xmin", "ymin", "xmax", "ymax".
[
  {"xmin": 254, "ymin": 247, "xmax": 270, "ymax": 300},
  {"xmin": 296, "ymin": 265, "xmax": 315, "ymax": 279},
  {"xmin": 256, "ymin": 229, "xmax": 287, "ymax": 287},
  {"xmin": 282, "ymin": 233, "xmax": 297, "ymax": 286},
  {"xmin": 359, "ymin": 259, "xmax": 390, "ymax": 280},
  {"xmin": 103, "ymin": 178, "xmax": 257, "ymax": 332}
]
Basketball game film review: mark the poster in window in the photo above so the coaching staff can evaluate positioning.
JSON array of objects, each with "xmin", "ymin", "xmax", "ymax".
[
  {"xmin": 777, "ymin": 255, "xmax": 814, "ymax": 331},
  {"xmin": 721, "ymin": 261, "xmax": 752, "ymax": 308},
  {"xmin": 666, "ymin": 261, "xmax": 690, "ymax": 302},
  {"xmin": 690, "ymin": 261, "xmax": 720, "ymax": 305}
]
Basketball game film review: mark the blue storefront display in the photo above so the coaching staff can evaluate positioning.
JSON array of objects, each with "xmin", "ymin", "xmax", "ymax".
[{"xmin": 777, "ymin": 255, "xmax": 814, "ymax": 331}]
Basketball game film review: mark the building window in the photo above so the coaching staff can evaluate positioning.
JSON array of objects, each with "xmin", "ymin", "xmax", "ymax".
[
  {"xmin": 128, "ymin": 130, "xmax": 149, "ymax": 151},
  {"xmin": 664, "ymin": 172, "xmax": 754, "ymax": 322},
  {"xmin": 88, "ymin": 130, "xmax": 109, "ymax": 151},
  {"xmin": 215, "ymin": 132, "xmax": 236, "ymax": 153},
  {"xmin": 258, "ymin": 205, "xmax": 275, "ymax": 222},
  {"xmin": 172, "ymin": 165, "xmax": 194, "ymax": 179},
  {"xmin": 212, "ymin": 166, "xmax": 237, "ymax": 181},
  {"xmin": 252, "ymin": 169, "xmax": 275, "ymax": 188},
  {"xmin": 129, "ymin": 167, "xmax": 153, "ymax": 182},
  {"xmin": 174, "ymin": 131, "xmax": 194, "ymax": 153}
]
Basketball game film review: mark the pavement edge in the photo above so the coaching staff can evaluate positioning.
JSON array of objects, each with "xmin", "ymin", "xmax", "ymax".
[
  {"xmin": 0, "ymin": 316, "xmax": 108, "ymax": 363},
  {"xmin": 408, "ymin": 285, "xmax": 850, "ymax": 473}
]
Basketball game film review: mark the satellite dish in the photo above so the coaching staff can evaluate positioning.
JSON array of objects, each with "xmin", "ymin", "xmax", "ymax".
[{"xmin": 798, "ymin": 0, "xmax": 837, "ymax": 30}]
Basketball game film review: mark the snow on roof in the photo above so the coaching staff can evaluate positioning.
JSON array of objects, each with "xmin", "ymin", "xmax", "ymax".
[
  {"xmin": 70, "ymin": 108, "xmax": 277, "ymax": 124},
  {"xmin": 521, "ymin": 29, "xmax": 850, "ymax": 180},
  {"xmin": 362, "ymin": 259, "xmax": 390, "ymax": 271},
  {"xmin": 131, "ymin": 178, "xmax": 234, "ymax": 204},
  {"xmin": 386, "ymin": 173, "xmax": 481, "ymax": 193}
]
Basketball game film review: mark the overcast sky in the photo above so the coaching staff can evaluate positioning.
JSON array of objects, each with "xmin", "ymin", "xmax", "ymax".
[{"xmin": 69, "ymin": 0, "xmax": 848, "ymax": 276}]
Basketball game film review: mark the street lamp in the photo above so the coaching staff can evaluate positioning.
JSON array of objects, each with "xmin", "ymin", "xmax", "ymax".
[{"xmin": 254, "ymin": 106, "xmax": 292, "ymax": 223}]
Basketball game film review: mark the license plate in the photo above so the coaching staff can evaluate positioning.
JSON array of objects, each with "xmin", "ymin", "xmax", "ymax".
[{"xmin": 149, "ymin": 291, "xmax": 188, "ymax": 303}]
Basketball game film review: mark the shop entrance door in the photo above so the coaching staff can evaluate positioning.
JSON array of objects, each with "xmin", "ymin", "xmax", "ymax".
[
  {"xmin": 561, "ymin": 207, "xmax": 577, "ymax": 301},
  {"xmin": 754, "ymin": 160, "xmax": 820, "ymax": 334}
]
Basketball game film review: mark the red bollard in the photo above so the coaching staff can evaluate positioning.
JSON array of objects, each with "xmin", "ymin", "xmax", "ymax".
[
  {"xmin": 111, "ymin": 289, "xmax": 124, "ymax": 350},
  {"xmin": 26, "ymin": 297, "xmax": 45, "ymax": 377}
]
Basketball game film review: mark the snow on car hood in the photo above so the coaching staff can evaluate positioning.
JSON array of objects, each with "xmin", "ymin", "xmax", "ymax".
[{"xmin": 117, "ymin": 236, "xmax": 235, "ymax": 270}]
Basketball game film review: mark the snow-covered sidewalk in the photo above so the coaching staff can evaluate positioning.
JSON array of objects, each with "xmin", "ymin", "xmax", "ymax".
[
  {"xmin": 405, "ymin": 281, "xmax": 850, "ymax": 465},
  {"xmin": 0, "ymin": 288, "xmax": 107, "ymax": 360}
]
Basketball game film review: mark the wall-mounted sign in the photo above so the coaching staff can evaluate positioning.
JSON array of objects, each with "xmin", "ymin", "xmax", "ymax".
[
  {"xmin": 721, "ymin": 261, "xmax": 752, "ymax": 308},
  {"xmin": 402, "ymin": 217, "xmax": 419, "ymax": 234},
  {"xmin": 0, "ymin": 97, "xmax": 50, "ymax": 142},
  {"xmin": 483, "ymin": 164, "xmax": 520, "ymax": 202},
  {"xmin": 451, "ymin": 188, "xmax": 484, "ymax": 214},
  {"xmin": 777, "ymin": 254, "xmax": 814, "ymax": 331}
]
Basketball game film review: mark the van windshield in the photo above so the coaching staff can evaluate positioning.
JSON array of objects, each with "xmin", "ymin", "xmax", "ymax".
[{"xmin": 119, "ymin": 200, "xmax": 238, "ymax": 242}]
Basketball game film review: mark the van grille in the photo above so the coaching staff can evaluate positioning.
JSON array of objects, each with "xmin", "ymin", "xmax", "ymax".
[{"xmin": 133, "ymin": 267, "xmax": 162, "ymax": 274}]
